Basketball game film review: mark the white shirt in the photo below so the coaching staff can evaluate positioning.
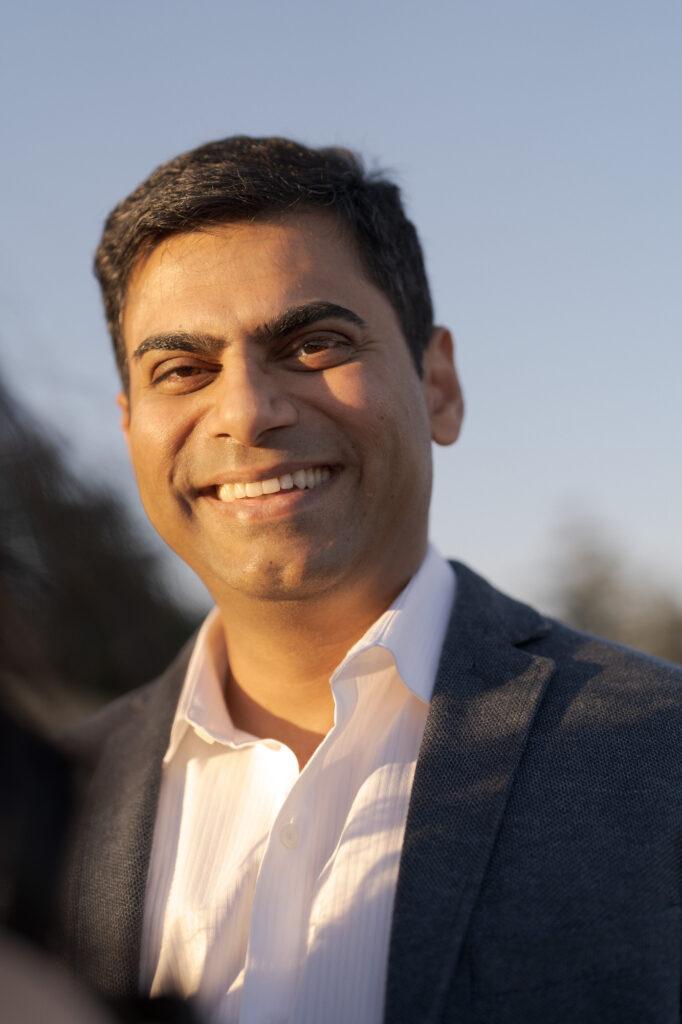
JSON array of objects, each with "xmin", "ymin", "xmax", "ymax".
[{"xmin": 141, "ymin": 546, "xmax": 456, "ymax": 1024}]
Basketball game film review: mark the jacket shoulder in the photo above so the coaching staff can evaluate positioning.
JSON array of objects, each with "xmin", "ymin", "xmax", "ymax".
[
  {"xmin": 450, "ymin": 559, "xmax": 682, "ymax": 693},
  {"xmin": 533, "ymin": 614, "xmax": 682, "ymax": 695}
]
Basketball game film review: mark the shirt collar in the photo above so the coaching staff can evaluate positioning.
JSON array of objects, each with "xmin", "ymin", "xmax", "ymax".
[
  {"xmin": 164, "ymin": 607, "xmax": 242, "ymax": 762},
  {"xmin": 165, "ymin": 545, "xmax": 456, "ymax": 761},
  {"xmin": 330, "ymin": 544, "xmax": 456, "ymax": 704}
]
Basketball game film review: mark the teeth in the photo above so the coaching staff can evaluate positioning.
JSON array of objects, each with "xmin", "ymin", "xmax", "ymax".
[{"xmin": 216, "ymin": 467, "xmax": 331, "ymax": 503}]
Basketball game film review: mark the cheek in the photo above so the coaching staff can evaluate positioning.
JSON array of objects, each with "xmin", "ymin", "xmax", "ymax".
[
  {"xmin": 128, "ymin": 396, "xmax": 194, "ymax": 459},
  {"xmin": 127, "ymin": 410, "xmax": 178, "ymax": 497},
  {"xmin": 367, "ymin": 371, "xmax": 433, "ymax": 455},
  {"xmin": 319, "ymin": 363, "xmax": 375, "ymax": 413},
  {"xmin": 323, "ymin": 367, "xmax": 432, "ymax": 487},
  {"xmin": 321, "ymin": 361, "xmax": 425, "ymax": 425}
]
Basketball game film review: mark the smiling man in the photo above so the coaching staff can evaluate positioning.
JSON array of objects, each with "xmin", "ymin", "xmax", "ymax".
[
  {"xmin": 119, "ymin": 209, "xmax": 460, "ymax": 771},
  {"xmin": 60, "ymin": 137, "xmax": 682, "ymax": 1024}
]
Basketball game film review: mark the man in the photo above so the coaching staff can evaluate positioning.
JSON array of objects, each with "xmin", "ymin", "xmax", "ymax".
[{"xmin": 59, "ymin": 137, "xmax": 682, "ymax": 1024}]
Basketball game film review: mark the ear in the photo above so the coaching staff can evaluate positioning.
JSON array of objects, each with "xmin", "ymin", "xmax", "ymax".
[
  {"xmin": 116, "ymin": 392, "xmax": 131, "ymax": 453},
  {"xmin": 421, "ymin": 327, "xmax": 464, "ymax": 446}
]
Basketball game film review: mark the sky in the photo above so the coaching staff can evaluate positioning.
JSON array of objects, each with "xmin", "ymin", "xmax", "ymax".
[{"xmin": 2, "ymin": 0, "xmax": 680, "ymax": 611}]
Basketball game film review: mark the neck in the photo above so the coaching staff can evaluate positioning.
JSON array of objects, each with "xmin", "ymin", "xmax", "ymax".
[{"xmin": 215, "ymin": 569, "xmax": 418, "ymax": 767}]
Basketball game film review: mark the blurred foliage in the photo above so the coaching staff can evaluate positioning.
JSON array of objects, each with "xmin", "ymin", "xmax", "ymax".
[
  {"xmin": 550, "ymin": 518, "xmax": 682, "ymax": 666},
  {"xmin": 0, "ymin": 373, "xmax": 201, "ymax": 730}
]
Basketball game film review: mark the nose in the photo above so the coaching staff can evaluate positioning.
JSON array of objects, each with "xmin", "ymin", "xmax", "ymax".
[{"xmin": 204, "ymin": 352, "xmax": 298, "ymax": 446}]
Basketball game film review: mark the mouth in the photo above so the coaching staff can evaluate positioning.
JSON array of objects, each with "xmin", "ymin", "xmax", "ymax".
[{"xmin": 215, "ymin": 466, "xmax": 332, "ymax": 503}]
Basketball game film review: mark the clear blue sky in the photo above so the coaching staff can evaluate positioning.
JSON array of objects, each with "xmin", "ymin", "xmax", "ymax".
[{"xmin": 2, "ymin": 0, "xmax": 680, "ymax": 609}]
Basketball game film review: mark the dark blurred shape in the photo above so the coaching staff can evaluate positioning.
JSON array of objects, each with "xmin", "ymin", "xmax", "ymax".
[
  {"xmin": 0, "ymin": 677, "xmax": 201, "ymax": 1024},
  {"xmin": 0, "ymin": 371, "xmax": 200, "ymax": 729},
  {"xmin": 0, "ymin": 372, "xmax": 206, "ymax": 1021},
  {"xmin": 0, "ymin": 707, "xmax": 71, "ymax": 950},
  {"xmin": 0, "ymin": 715, "xmax": 201, "ymax": 1021},
  {"xmin": 550, "ymin": 517, "xmax": 682, "ymax": 665},
  {"xmin": 108, "ymin": 996, "xmax": 202, "ymax": 1023}
]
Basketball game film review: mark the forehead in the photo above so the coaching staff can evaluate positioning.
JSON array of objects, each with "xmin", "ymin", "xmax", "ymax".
[{"xmin": 121, "ymin": 213, "xmax": 394, "ymax": 348}]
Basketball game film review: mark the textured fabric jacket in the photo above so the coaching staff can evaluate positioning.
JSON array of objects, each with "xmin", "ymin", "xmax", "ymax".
[{"xmin": 58, "ymin": 563, "xmax": 682, "ymax": 1023}]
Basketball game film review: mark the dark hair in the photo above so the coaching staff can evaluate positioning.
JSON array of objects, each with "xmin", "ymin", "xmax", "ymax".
[{"xmin": 94, "ymin": 136, "xmax": 433, "ymax": 386}]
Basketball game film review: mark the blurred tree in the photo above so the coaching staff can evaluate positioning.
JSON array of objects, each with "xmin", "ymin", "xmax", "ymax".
[
  {"xmin": 549, "ymin": 518, "xmax": 682, "ymax": 665},
  {"xmin": 0, "ymin": 372, "xmax": 201, "ymax": 729}
]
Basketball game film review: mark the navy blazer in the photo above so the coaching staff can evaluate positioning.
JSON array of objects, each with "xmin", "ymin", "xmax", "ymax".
[{"xmin": 58, "ymin": 563, "xmax": 682, "ymax": 1023}]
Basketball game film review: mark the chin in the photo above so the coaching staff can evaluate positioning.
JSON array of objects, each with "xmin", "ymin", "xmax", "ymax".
[{"xmin": 200, "ymin": 550, "xmax": 344, "ymax": 604}]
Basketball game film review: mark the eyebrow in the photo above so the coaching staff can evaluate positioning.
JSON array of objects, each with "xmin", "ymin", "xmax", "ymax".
[{"xmin": 130, "ymin": 301, "xmax": 367, "ymax": 361}]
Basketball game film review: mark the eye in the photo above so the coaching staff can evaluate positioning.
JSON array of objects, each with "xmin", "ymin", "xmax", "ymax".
[
  {"xmin": 150, "ymin": 358, "xmax": 219, "ymax": 392},
  {"xmin": 288, "ymin": 335, "xmax": 355, "ymax": 369}
]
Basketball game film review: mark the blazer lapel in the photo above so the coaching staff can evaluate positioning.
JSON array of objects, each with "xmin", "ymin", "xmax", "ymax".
[
  {"xmin": 384, "ymin": 563, "xmax": 554, "ymax": 1024},
  {"xmin": 59, "ymin": 641, "xmax": 192, "ymax": 996}
]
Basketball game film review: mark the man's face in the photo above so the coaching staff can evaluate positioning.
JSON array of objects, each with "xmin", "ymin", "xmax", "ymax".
[{"xmin": 120, "ymin": 214, "xmax": 462, "ymax": 606}]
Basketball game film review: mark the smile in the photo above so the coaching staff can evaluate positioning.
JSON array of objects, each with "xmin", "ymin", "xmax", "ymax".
[{"xmin": 216, "ymin": 467, "xmax": 332, "ymax": 503}]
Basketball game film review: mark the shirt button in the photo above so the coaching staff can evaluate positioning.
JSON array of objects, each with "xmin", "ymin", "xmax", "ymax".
[{"xmin": 279, "ymin": 822, "xmax": 301, "ymax": 849}]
